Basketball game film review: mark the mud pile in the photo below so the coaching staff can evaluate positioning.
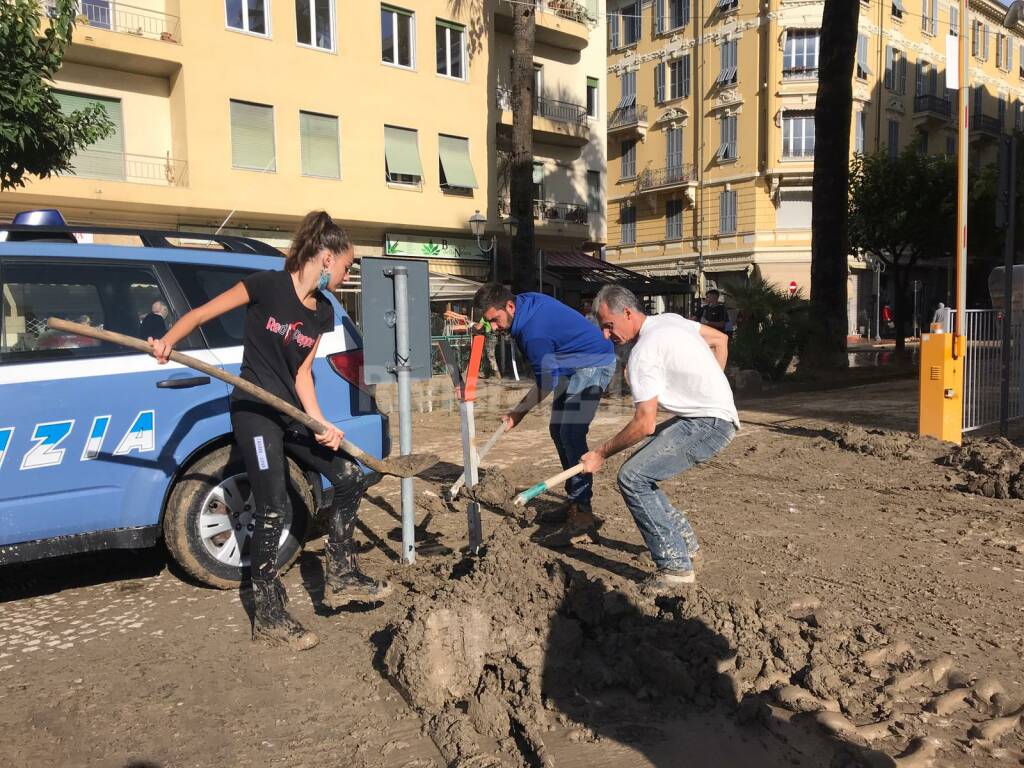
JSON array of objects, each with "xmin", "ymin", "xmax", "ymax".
[
  {"xmin": 827, "ymin": 425, "xmax": 949, "ymax": 462},
  {"xmin": 382, "ymin": 522, "xmax": 1023, "ymax": 767},
  {"xmin": 944, "ymin": 438, "xmax": 1024, "ymax": 499}
]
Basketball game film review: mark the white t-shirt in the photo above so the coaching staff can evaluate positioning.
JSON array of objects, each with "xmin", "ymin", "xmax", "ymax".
[{"xmin": 627, "ymin": 313, "xmax": 740, "ymax": 427}]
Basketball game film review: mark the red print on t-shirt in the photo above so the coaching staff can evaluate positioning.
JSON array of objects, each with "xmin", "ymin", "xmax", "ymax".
[{"xmin": 265, "ymin": 316, "xmax": 316, "ymax": 349}]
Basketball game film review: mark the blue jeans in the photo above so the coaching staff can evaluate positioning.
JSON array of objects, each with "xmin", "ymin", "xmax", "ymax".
[
  {"xmin": 617, "ymin": 416, "xmax": 736, "ymax": 571},
  {"xmin": 549, "ymin": 365, "xmax": 615, "ymax": 505}
]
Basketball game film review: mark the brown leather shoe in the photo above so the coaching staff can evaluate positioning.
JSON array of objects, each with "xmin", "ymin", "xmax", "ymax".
[{"xmin": 535, "ymin": 505, "xmax": 602, "ymax": 547}]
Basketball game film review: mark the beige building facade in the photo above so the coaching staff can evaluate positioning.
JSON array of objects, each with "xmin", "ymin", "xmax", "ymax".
[
  {"xmin": 605, "ymin": 0, "xmax": 1024, "ymax": 332},
  {"xmin": 3, "ymin": 0, "xmax": 607, "ymax": 284}
]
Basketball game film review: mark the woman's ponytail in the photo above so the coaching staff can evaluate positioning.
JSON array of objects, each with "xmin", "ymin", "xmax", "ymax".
[{"xmin": 285, "ymin": 210, "xmax": 352, "ymax": 273}]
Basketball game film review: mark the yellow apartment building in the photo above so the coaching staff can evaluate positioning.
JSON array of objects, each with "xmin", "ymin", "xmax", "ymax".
[
  {"xmin": 605, "ymin": 0, "xmax": 1024, "ymax": 333},
  {"xmin": 1, "ymin": 0, "xmax": 607, "ymax": 287}
]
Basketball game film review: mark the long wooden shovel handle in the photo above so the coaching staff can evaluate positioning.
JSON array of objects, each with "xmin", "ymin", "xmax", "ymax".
[
  {"xmin": 449, "ymin": 421, "xmax": 509, "ymax": 498},
  {"xmin": 46, "ymin": 317, "xmax": 388, "ymax": 473},
  {"xmin": 514, "ymin": 463, "xmax": 586, "ymax": 507}
]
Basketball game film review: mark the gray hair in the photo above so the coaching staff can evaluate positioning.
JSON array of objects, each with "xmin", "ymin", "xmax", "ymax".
[{"xmin": 594, "ymin": 284, "xmax": 641, "ymax": 314}]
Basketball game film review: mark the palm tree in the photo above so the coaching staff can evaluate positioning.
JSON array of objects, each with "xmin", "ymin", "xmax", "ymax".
[
  {"xmin": 804, "ymin": 0, "xmax": 860, "ymax": 368},
  {"xmin": 509, "ymin": 1, "xmax": 537, "ymax": 292}
]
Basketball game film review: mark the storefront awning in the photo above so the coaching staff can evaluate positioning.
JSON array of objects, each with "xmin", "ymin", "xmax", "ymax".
[
  {"xmin": 542, "ymin": 251, "xmax": 693, "ymax": 296},
  {"xmin": 338, "ymin": 261, "xmax": 483, "ymax": 301}
]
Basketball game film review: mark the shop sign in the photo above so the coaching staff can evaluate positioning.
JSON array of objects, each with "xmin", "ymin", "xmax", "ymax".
[{"xmin": 384, "ymin": 233, "xmax": 487, "ymax": 261}]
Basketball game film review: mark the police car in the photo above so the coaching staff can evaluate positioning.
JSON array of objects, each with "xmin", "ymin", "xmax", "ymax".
[{"xmin": 0, "ymin": 210, "xmax": 388, "ymax": 588}]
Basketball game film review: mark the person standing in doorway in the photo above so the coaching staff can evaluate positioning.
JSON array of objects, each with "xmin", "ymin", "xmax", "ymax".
[{"xmin": 691, "ymin": 289, "xmax": 728, "ymax": 333}]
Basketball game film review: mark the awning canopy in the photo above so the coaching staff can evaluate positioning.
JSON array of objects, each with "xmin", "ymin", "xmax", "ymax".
[
  {"xmin": 542, "ymin": 251, "xmax": 693, "ymax": 296},
  {"xmin": 384, "ymin": 125, "xmax": 423, "ymax": 177},
  {"xmin": 438, "ymin": 135, "xmax": 478, "ymax": 188},
  {"xmin": 339, "ymin": 261, "xmax": 483, "ymax": 301}
]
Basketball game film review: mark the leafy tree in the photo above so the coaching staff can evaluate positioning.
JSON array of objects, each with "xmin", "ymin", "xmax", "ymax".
[
  {"xmin": 726, "ymin": 277, "xmax": 813, "ymax": 381},
  {"xmin": 0, "ymin": 0, "xmax": 114, "ymax": 190},
  {"xmin": 804, "ymin": 0, "xmax": 859, "ymax": 370},
  {"xmin": 848, "ymin": 148, "xmax": 956, "ymax": 358}
]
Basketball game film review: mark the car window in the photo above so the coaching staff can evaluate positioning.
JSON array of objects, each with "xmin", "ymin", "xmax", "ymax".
[
  {"xmin": 0, "ymin": 260, "xmax": 185, "ymax": 363},
  {"xmin": 169, "ymin": 264, "xmax": 256, "ymax": 348}
]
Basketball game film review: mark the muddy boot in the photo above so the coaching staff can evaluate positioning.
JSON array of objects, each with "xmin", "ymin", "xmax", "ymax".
[
  {"xmin": 323, "ymin": 542, "xmax": 394, "ymax": 608},
  {"xmin": 535, "ymin": 500, "xmax": 603, "ymax": 527},
  {"xmin": 251, "ymin": 578, "xmax": 319, "ymax": 651},
  {"xmin": 640, "ymin": 568, "xmax": 696, "ymax": 595},
  {"xmin": 535, "ymin": 503, "xmax": 603, "ymax": 548}
]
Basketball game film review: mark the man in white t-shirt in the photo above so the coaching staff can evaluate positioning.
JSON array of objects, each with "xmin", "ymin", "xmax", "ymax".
[{"xmin": 581, "ymin": 285, "xmax": 739, "ymax": 593}]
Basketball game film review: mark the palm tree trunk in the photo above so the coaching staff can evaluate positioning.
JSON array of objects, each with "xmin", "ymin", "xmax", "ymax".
[
  {"xmin": 804, "ymin": 0, "xmax": 860, "ymax": 369},
  {"xmin": 510, "ymin": 3, "xmax": 537, "ymax": 293}
]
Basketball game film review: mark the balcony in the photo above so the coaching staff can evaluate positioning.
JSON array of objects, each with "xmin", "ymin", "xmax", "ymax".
[
  {"xmin": 45, "ymin": 1, "xmax": 181, "ymax": 41},
  {"xmin": 913, "ymin": 94, "xmax": 951, "ymax": 127},
  {"xmin": 970, "ymin": 113, "xmax": 1003, "ymax": 141},
  {"xmin": 608, "ymin": 105, "xmax": 649, "ymax": 141},
  {"xmin": 496, "ymin": 88, "xmax": 590, "ymax": 147},
  {"xmin": 637, "ymin": 164, "xmax": 696, "ymax": 193},
  {"xmin": 495, "ymin": 0, "xmax": 592, "ymax": 51},
  {"xmin": 64, "ymin": 151, "xmax": 189, "ymax": 187},
  {"xmin": 500, "ymin": 197, "xmax": 590, "ymax": 229}
]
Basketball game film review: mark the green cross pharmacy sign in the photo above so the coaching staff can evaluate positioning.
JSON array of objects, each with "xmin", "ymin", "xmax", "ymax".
[{"xmin": 384, "ymin": 233, "xmax": 488, "ymax": 261}]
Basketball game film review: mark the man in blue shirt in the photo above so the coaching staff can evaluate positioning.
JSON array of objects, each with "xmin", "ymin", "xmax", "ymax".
[{"xmin": 473, "ymin": 283, "xmax": 616, "ymax": 544}]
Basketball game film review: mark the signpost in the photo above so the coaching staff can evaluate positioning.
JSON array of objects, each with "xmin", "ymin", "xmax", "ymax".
[
  {"xmin": 788, "ymin": 280, "xmax": 797, "ymax": 297},
  {"xmin": 361, "ymin": 257, "xmax": 431, "ymax": 564}
]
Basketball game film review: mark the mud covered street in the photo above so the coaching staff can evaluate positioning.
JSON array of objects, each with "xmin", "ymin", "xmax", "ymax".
[{"xmin": 2, "ymin": 379, "xmax": 1023, "ymax": 767}]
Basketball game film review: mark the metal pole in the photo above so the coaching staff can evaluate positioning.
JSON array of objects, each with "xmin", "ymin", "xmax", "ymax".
[
  {"xmin": 537, "ymin": 248, "xmax": 543, "ymax": 293},
  {"xmin": 874, "ymin": 264, "xmax": 881, "ymax": 342},
  {"xmin": 954, "ymin": 5, "xmax": 970, "ymax": 351},
  {"xmin": 393, "ymin": 266, "xmax": 416, "ymax": 564},
  {"xmin": 1000, "ymin": 135, "xmax": 1016, "ymax": 436},
  {"xmin": 491, "ymin": 235, "xmax": 497, "ymax": 282}
]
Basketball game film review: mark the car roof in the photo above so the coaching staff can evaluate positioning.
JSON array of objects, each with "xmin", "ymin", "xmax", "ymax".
[{"xmin": 0, "ymin": 240, "xmax": 284, "ymax": 270}]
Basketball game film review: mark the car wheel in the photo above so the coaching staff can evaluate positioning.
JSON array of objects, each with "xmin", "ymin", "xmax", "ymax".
[{"xmin": 163, "ymin": 444, "xmax": 312, "ymax": 589}]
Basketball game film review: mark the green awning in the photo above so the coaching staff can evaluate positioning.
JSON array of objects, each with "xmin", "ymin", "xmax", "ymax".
[
  {"xmin": 587, "ymin": 76, "xmax": 599, "ymax": 88},
  {"xmin": 384, "ymin": 125, "xmax": 423, "ymax": 177},
  {"xmin": 438, "ymin": 135, "xmax": 477, "ymax": 188}
]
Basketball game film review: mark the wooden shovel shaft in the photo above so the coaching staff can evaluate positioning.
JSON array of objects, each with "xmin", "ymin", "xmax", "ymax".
[
  {"xmin": 450, "ymin": 421, "xmax": 509, "ymax": 497},
  {"xmin": 514, "ymin": 463, "xmax": 586, "ymax": 507},
  {"xmin": 46, "ymin": 317, "xmax": 387, "ymax": 473}
]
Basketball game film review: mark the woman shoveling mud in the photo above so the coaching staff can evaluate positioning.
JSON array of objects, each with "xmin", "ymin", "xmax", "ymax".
[{"xmin": 149, "ymin": 211, "xmax": 391, "ymax": 650}]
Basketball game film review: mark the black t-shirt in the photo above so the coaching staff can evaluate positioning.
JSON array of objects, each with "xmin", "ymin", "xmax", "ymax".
[
  {"xmin": 696, "ymin": 303, "xmax": 728, "ymax": 325},
  {"xmin": 232, "ymin": 270, "xmax": 334, "ymax": 411}
]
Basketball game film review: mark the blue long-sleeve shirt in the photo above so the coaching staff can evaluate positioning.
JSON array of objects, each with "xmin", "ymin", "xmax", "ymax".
[{"xmin": 510, "ymin": 292, "xmax": 615, "ymax": 390}]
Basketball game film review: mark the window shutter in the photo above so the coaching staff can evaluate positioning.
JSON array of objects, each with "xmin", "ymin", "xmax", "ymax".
[
  {"xmin": 984, "ymin": 24, "xmax": 990, "ymax": 60},
  {"xmin": 54, "ymin": 91, "xmax": 125, "ymax": 180},
  {"xmin": 898, "ymin": 52, "xmax": 907, "ymax": 94},
  {"xmin": 915, "ymin": 60, "xmax": 924, "ymax": 96},
  {"xmin": 438, "ymin": 134, "xmax": 478, "ymax": 188},
  {"xmin": 654, "ymin": 0, "xmax": 664, "ymax": 34},
  {"xmin": 683, "ymin": 0, "xmax": 691, "ymax": 25},
  {"xmin": 609, "ymin": 11, "xmax": 619, "ymax": 49},
  {"xmin": 719, "ymin": 192, "xmax": 728, "ymax": 231},
  {"xmin": 299, "ymin": 111, "xmax": 340, "ymax": 178},
  {"xmin": 855, "ymin": 111, "xmax": 864, "ymax": 153},
  {"xmin": 1010, "ymin": 38, "xmax": 1015, "ymax": 73},
  {"xmin": 384, "ymin": 125, "xmax": 423, "ymax": 177},
  {"xmin": 682, "ymin": 54, "xmax": 691, "ymax": 97},
  {"xmin": 230, "ymin": 99, "xmax": 276, "ymax": 172},
  {"xmin": 884, "ymin": 45, "xmax": 894, "ymax": 88},
  {"xmin": 928, "ymin": 65, "xmax": 937, "ymax": 96},
  {"xmin": 655, "ymin": 62, "xmax": 665, "ymax": 104},
  {"xmin": 950, "ymin": 6, "xmax": 958, "ymax": 36}
]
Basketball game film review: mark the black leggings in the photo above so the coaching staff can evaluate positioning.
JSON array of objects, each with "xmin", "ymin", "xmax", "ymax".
[{"xmin": 231, "ymin": 400, "xmax": 366, "ymax": 582}]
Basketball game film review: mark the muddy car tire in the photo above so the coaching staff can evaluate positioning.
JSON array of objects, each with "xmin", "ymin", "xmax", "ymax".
[{"xmin": 163, "ymin": 445, "xmax": 313, "ymax": 589}]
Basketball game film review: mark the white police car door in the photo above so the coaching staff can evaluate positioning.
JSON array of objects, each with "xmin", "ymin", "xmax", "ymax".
[{"xmin": 0, "ymin": 258, "xmax": 226, "ymax": 546}]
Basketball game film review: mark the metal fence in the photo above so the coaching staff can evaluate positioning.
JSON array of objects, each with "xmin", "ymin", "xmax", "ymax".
[
  {"xmin": 954, "ymin": 309, "xmax": 1024, "ymax": 432},
  {"xmin": 47, "ymin": 1, "xmax": 182, "ymax": 42}
]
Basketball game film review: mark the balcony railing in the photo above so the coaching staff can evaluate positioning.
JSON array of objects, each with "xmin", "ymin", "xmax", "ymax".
[
  {"xmin": 970, "ymin": 113, "xmax": 1003, "ymax": 136},
  {"xmin": 608, "ymin": 105, "xmax": 648, "ymax": 129},
  {"xmin": 496, "ymin": 88, "xmax": 588, "ymax": 126},
  {"xmin": 782, "ymin": 66, "xmax": 818, "ymax": 80},
  {"xmin": 914, "ymin": 94, "xmax": 951, "ymax": 117},
  {"xmin": 500, "ymin": 197, "xmax": 590, "ymax": 225},
  {"xmin": 46, "ymin": 1, "xmax": 181, "ymax": 42},
  {"xmin": 637, "ymin": 164, "xmax": 696, "ymax": 191},
  {"xmin": 66, "ymin": 150, "xmax": 189, "ymax": 186},
  {"xmin": 781, "ymin": 145, "xmax": 815, "ymax": 159},
  {"xmin": 536, "ymin": 0, "xmax": 596, "ymax": 25}
]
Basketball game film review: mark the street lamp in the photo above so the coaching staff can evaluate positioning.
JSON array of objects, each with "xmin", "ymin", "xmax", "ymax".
[{"xmin": 469, "ymin": 210, "xmax": 517, "ymax": 281}]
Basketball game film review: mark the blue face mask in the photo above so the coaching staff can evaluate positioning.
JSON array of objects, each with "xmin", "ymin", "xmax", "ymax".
[{"xmin": 317, "ymin": 268, "xmax": 331, "ymax": 291}]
